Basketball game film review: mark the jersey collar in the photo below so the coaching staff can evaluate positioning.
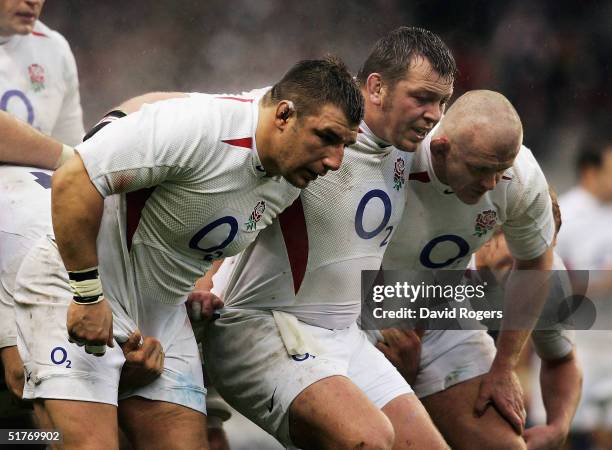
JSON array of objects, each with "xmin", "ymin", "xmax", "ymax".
[{"xmin": 357, "ymin": 121, "xmax": 394, "ymax": 155}]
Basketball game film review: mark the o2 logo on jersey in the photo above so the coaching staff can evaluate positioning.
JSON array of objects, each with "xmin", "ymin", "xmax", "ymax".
[
  {"xmin": 291, "ymin": 353, "xmax": 316, "ymax": 362},
  {"xmin": 419, "ymin": 234, "xmax": 471, "ymax": 269},
  {"xmin": 50, "ymin": 346, "xmax": 72, "ymax": 368},
  {"xmin": 1, "ymin": 89, "xmax": 34, "ymax": 125},
  {"xmin": 355, "ymin": 189, "xmax": 394, "ymax": 247},
  {"xmin": 189, "ymin": 216, "xmax": 239, "ymax": 261}
]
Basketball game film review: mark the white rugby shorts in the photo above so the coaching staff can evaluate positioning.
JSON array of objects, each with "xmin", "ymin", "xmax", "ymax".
[
  {"xmin": 204, "ymin": 308, "xmax": 411, "ymax": 447},
  {"xmin": 14, "ymin": 236, "xmax": 206, "ymax": 413},
  {"xmin": 413, "ymin": 330, "xmax": 495, "ymax": 398}
]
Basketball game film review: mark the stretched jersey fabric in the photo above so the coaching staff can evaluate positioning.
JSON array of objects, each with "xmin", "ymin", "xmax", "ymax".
[
  {"xmin": 0, "ymin": 21, "xmax": 84, "ymax": 145},
  {"xmin": 382, "ymin": 127, "xmax": 554, "ymax": 362},
  {"xmin": 220, "ymin": 122, "xmax": 412, "ymax": 329},
  {"xmin": 0, "ymin": 165, "xmax": 53, "ymax": 348},
  {"xmin": 75, "ymin": 90, "xmax": 300, "ymax": 315}
]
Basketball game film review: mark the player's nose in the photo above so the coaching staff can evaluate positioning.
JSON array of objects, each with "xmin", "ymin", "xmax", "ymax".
[{"xmin": 322, "ymin": 144, "xmax": 344, "ymax": 172}]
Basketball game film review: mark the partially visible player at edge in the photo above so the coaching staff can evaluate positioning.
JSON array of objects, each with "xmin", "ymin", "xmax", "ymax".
[{"xmin": 0, "ymin": 0, "xmax": 84, "ymax": 411}]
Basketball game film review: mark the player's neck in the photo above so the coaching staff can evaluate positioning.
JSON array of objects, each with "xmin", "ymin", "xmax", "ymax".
[
  {"xmin": 362, "ymin": 109, "xmax": 390, "ymax": 144},
  {"xmin": 254, "ymin": 103, "xmax": 280, "ymax": 176}
]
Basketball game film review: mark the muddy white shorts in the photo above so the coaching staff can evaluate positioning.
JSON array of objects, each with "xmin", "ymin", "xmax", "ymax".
[
  {"xmin": 412, "ymin": 330, "xmax": 495, "ymax": 398},
  {"xmin": 14, "ymin": 235, "xmax": 206, "ymax": 413},
  {"xmin": 204, "ymin": 308, "xmax": 411, "ymax": 446}
]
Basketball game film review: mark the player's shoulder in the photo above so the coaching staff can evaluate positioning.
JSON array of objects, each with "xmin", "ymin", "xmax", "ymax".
[
  {"xmin": 506, "ymin": 145, "xmax": 543, "ymax": 183},
  {"xmin": 30, "ymin": 21, "xmax": 72, "ymax": 53},
  {"xmin": 501, "ymin": 145, "xmax": 546, "ymax": 195}
]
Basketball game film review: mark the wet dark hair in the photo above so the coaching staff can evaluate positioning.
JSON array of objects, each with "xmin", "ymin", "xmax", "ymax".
[
  {"xmin": 357, "ymin": 26, "xmax": 456, "ymax": 88},
  {"xmin": 268, "ymin": 56, "xmax": 364, "ymax": 127},
  {"xmin": 576, "ymin": 132, "xmax": 612, "ymax": 175}
]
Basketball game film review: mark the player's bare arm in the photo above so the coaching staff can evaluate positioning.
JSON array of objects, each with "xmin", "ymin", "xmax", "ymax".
[
  {"xmin": 476, "ymin": 247, "xmax": 554, "ymax": 434},
  {"xmin": 52, "ymin": 153, "xmax": 114, "ymax": 352},
  {"xmin": 524, "ymin": 349, "xmax": 582, "ymax": 450},
  {"xmin": 375, "ymin": 328, "xmax": 424, "ymax": 385},
  {"xmin": 0, "ymin": 110, "xmax": 69, "ymax": 169}
]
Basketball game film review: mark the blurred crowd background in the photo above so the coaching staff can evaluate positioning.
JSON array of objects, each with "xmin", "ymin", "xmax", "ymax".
[
  {"xmin": 43, "ymin": 0, "xmax": 611, "ymax": 193},
  {"xmin": 37, "ymin": 1, "xmax": 611, "ymax": 449}
]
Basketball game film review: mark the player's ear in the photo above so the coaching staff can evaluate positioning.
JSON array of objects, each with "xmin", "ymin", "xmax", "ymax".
[
  {"xmin": 365, "ymin": 73, "xmax": 384, "ymax": 107},
  {"xmin": 275, "ymin": 100, "xmax": 296, "ymax": 130},
  {"xmin": 430, "ymin": 136, "xmax": 451, "ymax": 158}
]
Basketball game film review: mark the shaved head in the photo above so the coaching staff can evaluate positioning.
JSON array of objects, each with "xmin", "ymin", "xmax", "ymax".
[
  {"xmin": 435, "ymin": 90, "xmax": 523, "ymax": 161},
  {"xmin": 431, "ymin": 90, "xmax": 524, "ymax": 204}
]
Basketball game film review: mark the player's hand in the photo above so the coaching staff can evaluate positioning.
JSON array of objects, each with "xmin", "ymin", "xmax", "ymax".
[
  {"xmin": 375, "ymin": 328, "xmax": 423, "ymax": 385},
  {"xmin": 474, "ymin": 367, "xmax": 526, "ymax": 435},
  {"xmin": 0, "ymin": 346, "xmax": 25, "ymax": 399},
  {"xmin": 524, "ymin": 424, "xmax": 567, "ymax": 450},
  {"xmin": 119, "ymin": 330, "xmax": 164, "ymax": 390},
  {"xmin": 186, "ymin": 289, "xmax": 224, "ymax": 321},
  {"xmin": 66, "ymin": 297, "xmax": 114, "ymax": 356}
]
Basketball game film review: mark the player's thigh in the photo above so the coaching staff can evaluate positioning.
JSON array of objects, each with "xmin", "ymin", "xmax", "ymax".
[
  {"xmin": 289, "ymin": 375, "xmax": 395, "ymax": 450},
  {"xmin": 421, "ymin": 375, "xmax": 526, "ymax": 450},
  {"xmin": 381, "ymin": 394, "xmax": 449, "ymax": 450},
  {"xmin": 119, "ymin": 397, "xmax": 208, "ymax": 450},
  {"xmin": 205, "ymin": 309, "xmax": 339, "ymax": 445},
  {"xmin": 347, "ymin": 328, "xmax": 446, "ymax": 449},
  {"xmin": 43, "ymin": 398, "xmax": 119, "ymax": 450}
]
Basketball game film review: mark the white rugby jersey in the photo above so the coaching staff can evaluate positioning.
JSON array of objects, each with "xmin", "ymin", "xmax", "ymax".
[
  {"xmin": 556, "ymin": 187, "xmax": 612, "ymax": 270},
  {"xmin": 0, "ymin": 165, "xmax": 53, "ymax": 347},
  {"xmin": 220, "ymin": 122, "xmax": 412, "ymax": 329},
  {"xmin": 0, "ymin": 21, "xmax": 84, "ymax": 145},
  {"xmin": 76, "ymin": 90, "xmax": 299, "ymax": 308},
  {"xmin": 384, "ymin": 130, "xmax": 554, "ymax": 363},
  {"xmin": 383, "ymin": 129, "xmax": 554, "ymax": 271}
]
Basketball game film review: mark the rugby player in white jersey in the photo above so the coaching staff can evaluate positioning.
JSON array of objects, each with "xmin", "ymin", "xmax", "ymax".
[
  {"xmin": 0, "ymin": 0, "xmax": 83, "ymax": 144},
  {"xmin": 205, "ymin": 27, "xmax": 455, "ymax": 449},
  {"xmin": 0, "ymin": 0, "xmax": 84, "ymax": 399},
  {"xmin": 554, "ymin": 134, "xmax": 612, "ymax": 447},
  {"xmin": 37, "ymin": 58, "xmax": 362, "ymax": 450},
  {"xmin": 380, "ymin": 193, "xmax": 582, "ymax": 450},
  {"xmin": 378, "ymin": 90, "xmax": 555, "ymax": 449}
]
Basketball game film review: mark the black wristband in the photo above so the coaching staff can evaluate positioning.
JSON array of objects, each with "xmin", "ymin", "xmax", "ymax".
[
  {"xmin": 67, "ymin": 267, "xmax": 99, "ymax": 282},
  {"xmin": 83, "ymin": 110, "xmax": 127, "ymax": 142}
]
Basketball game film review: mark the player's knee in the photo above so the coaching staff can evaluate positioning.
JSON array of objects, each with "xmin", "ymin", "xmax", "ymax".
[{"xmin": 346, "ymin": 420, "xmax": 395, "ymax": 450}]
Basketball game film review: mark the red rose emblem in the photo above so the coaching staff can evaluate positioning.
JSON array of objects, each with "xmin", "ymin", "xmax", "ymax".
[
  {"xmin": 252, "ymin": 201, "xmax": 266, "ymax": 221},
  {"xmin": 28, "ymin": 64, "xmax": 45, "ymax": 83},
  {"xmin": 473, "ymin": 209, "xmax": 497, "ymax": 236}
]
